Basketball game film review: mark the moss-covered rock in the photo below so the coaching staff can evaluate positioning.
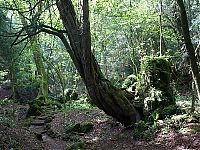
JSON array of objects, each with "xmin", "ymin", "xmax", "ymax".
[
  {"xmin": 26, "ymin": 98, "xmax": 46, "ymax": 117},
  {"xmin": 136, "ymin": 56, "xmax": 175, "ymax": 114},
  {"xmin": 26, "ymin": 103, "xmax": 42, "ymax": 117}
]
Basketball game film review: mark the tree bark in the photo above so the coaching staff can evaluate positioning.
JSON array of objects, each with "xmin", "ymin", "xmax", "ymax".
[
  {"xmin": 56, "ymin": 0, "xmax": 143, "ymax": 126},
  {"xmin": 32, "ymin": 39, "xmax": 48, "ymax": 101},
  {"xmin": 176, "ymin": 0, "xmax": 200, "ymax": 101}
]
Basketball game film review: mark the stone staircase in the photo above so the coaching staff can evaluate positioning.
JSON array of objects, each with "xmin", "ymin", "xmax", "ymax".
[
  {"xmin": 29, "ymin": 115, "xmax": 68, "ymax": 150},
  {"xmin": 29, "ymin": 116, "xmax": 48, "ymax": 140}
]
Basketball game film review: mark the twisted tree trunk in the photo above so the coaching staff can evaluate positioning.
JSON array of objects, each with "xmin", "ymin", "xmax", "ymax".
[{"xmin": 56, "ymin": 0, "xmax": 143, "ymax": 126}]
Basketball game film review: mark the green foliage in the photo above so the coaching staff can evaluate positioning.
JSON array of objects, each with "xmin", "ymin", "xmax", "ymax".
[
  {"xmin": 0, "ymin": 99, "xmax": 14, "ymax": 106},
  {"xmin": 151, "ymin": 112, "xmax": 159, "ymax": 127},
  {"xmin": 47, "ymin": 100, "xmax": 63, "ymax": 110},
  {"xmin": 122, "ymin": 74, "xmax": 137, "ymax": 89},
  {"xmin": 68, "ymin": 97, "xmax": 92, "ymax": 109},
  {"xmin": 132, "ymin": 120, "xmax": 157, "ymax": 141},
  {"xmin": 148, "ymin": 105, "xmax": 178, "ymax": 123}
]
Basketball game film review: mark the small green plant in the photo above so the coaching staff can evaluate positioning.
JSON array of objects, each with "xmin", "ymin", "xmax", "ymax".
[
  {"xmin": 132, "ymin": 120, "xmax": 157, "ymax": 141},
  {"xmin": 151, "ymin": 112, "xmax": 159, "ymax": 127}
]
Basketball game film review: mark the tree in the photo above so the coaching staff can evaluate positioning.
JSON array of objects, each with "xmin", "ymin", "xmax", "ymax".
[
  {"xmin": 54, "ymin": 0, "xmax": 142, "ymax": 125},
  {"xmin": 176, "ymin": 0, "xmax": 200, "ymax": 101},
  {"xmin": 0, "ymin": 9, "xmax": 21, "ymax": 99},
  {"xmin": 2, "ymin": 0, "xmax": 177, "ymax": 125}
]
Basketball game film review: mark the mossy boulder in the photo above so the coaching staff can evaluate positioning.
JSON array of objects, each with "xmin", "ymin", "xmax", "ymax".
[
  {"xmin": 137, "ymin": 56, "xmax": 175, "ymax": 114},
  {"xmin": 26, "ymin": 99, "xmax": 44, "ymax": 117},
  {"xmin": 27, "ymin": 103, "xmax": 42, "ymax": 117}
]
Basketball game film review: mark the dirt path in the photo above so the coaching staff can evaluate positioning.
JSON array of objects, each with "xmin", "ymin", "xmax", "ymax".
[
  {"xmin": 29, "ymin": 115, "xmax": 69, "ymax": 150},
  {"xmin": 1, "ymin": 105, "xmax": 200, "ymax": 150},
  {"xmin": 49, "ymin": 109, "xmax": 200, "ymax": 150}
]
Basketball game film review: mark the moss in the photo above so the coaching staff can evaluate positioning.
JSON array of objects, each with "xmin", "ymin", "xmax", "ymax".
[
  {"xmin": 26, "ymin": 97, "xmax": 47, "ymax": 117},
  {"xmin": 159, "ymin": 105, "xmax": 178, "ymax": 118},
  {"xmin": 65, "ymin": 122, "xmax": 93, "ymax": 134},
  {"xmin": 137, "ymin": 56, "xmax": 175, "ymax": 113},
  {"xmin": 122, "ymin": 74, "xmax": 137, "ymax": 89},
  {"xmin": 79, "ymin": 122, "xmax": 93, "ymax": 133},
  {"xmin": 26, "ymin": 103, "xmax": 42, "ymax": 117},
  {"xmin": 65, "ymin": 123, "xmax": 80, "ymax": 134},
  {"xmin": 62, "ymin": 134, "xmax": 80, "ymax": 142},
  {"xmin": 149, "ymin": 105, "xmax": 178, "ymax": 120}
]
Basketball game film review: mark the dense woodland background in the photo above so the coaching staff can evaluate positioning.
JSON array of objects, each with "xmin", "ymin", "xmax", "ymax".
[{"xmin": 0, "ymin": 0, "xmax": 200, "ymax": 150}]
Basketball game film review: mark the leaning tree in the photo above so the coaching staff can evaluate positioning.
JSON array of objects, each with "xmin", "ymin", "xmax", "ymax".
[
  {"xmin": 54, "ymin": 0, "xmax": 142, "ymax": 125},
  {"xmin": 3, "ymin": 0, "xmax": 143, "ymax": 125},
  {"xmin": 4, "ymin": 0, "xmax": 178, "ymax": 125}
]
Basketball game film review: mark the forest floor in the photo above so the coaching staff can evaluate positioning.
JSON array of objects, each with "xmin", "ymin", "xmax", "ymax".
[
  {"xmin": 0, "ymin": 103, "xmax": 200, "ymax": 150},
  {"xmin": 0, "ymin": 86, "xmax": 200, "ymax": 150}
]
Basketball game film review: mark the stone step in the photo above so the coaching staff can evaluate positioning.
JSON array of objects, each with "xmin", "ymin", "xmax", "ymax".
[
  {"xmin": 31, "ymin": 119, "xmax": 45, "ymax": 126},
  {"xmin": 37, "ymin": 116, "xmax": 48, "ymax": 120},
  {"xmin": 29, "ymin": 125, "xmax": 47, "ymax": 135}
]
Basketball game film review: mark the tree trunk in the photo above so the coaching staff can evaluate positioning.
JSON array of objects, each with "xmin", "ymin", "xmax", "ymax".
[
  {"xmin": 177, "ymin": 0, "xmax": 200, "ymax": 101},
  {"xmin": 56, "ymin": 0, "xmax": 143, "ymax": 126},
  {"xmin": 32, "ymin": 39, "xmax": 48, "ymax": 101},
  {"xmin": 19, "ymin": 2, "xmax": 49, "ymax": 101}
]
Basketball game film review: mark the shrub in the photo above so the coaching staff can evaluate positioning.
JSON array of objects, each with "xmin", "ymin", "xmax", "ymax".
[{"xmin": 132, "ymin": 120, "xmax": 157, "ymax": 141}]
